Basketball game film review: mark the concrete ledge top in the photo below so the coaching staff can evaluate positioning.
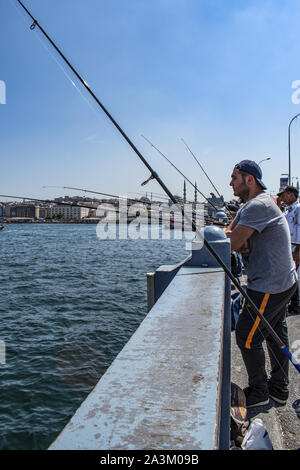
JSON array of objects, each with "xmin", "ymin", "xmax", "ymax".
[{"xmin": 50, "ymin": 266, "xmax": 226, "ymax": 450}]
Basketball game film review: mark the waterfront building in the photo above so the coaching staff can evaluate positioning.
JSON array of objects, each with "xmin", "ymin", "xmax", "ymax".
[
  {"xmin": 3, "ymin": 203, "xmax": 14, "ymax": 217},
  {"xmin": 38, "ymin": 207, "xmax": 49, "ymax": 219},
  {"xmin": 49, "ymin": 205, "xmax": 89, "ymax": 220},
  {"xmin": 9, "ymin": 204, "xmax": 39, "ymax": 219}
]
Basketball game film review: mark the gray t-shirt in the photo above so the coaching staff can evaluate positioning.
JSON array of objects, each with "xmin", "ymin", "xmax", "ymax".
[{"xmin": 234, "ymin": 192, "xmax": 297, "ymax": 293}]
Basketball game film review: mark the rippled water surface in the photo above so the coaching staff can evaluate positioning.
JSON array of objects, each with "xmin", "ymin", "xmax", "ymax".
[{"xmin": 0, "ymin": 223, "xmax": 189, "ymax": 449}]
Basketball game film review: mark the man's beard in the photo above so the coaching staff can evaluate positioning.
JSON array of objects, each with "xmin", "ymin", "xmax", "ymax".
[{"xmin": 234, "ymin": 184, "xmax": 250, "ymax": 202}]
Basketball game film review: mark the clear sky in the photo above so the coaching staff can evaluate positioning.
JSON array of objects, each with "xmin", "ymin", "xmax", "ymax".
[{"xmin": 1, "ymin": 0, "xmax": 300, "ymax": 203}]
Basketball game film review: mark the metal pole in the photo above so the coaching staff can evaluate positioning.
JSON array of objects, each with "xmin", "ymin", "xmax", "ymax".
[
  {"xmin": 258, "ymin": 157, "xmax": 271, "ymax": 165},
  {"xmin": 292, "ymin": 177, "xmax": 299, "ymax": 190},
  {"xmin": 288, "ymin": 114, "xmax": 300, "ymax": 185}
]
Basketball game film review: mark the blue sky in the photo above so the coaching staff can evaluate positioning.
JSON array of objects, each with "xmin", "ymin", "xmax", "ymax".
[{"xmin": 1, "ymin": 0, "xmax": 300, "ymax": 202}]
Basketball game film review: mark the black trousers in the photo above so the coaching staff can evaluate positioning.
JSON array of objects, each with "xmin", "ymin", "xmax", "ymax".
[{"xmin": 235, "ymin": 282, "xmax": 297, "ymax": 393}]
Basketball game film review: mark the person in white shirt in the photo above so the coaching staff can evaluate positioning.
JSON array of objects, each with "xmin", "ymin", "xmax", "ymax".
[{"xmin": 278, "ymin": 185, "xmax": 300, "ymax": 314}]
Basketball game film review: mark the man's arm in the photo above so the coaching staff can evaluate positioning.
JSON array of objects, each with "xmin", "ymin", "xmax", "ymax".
[
  {"xmin": 224, "ymin": 218, "xmax": 238, "ymax": 232},
  {"xmin": 225, "ymin": 224, "xmax": 255, "ymax": 252},
  {"xmin": 293, "ymin": 246, "xmax": 300, "ymax": 265}
]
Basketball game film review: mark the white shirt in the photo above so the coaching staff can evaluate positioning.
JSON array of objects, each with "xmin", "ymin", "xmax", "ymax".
[{"xmin": 284, "ymin": 200, "xmax": 300, "ymax": 251}]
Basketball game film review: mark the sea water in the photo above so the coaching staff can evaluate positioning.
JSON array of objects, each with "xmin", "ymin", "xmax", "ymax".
[{"xmin": 0, "ymin": 223, "xmax": 189, "ymax": 449}]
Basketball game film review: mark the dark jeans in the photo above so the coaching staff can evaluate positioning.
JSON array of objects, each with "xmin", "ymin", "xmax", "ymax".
[{"xmin": 235, "ymin": 282, "xmax": 297, "ymax": 393}]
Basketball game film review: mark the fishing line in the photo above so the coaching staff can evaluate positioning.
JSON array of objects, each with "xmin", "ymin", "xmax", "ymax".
[
  {"xmin": 141, "ymin": 134, "xmax": 223, "ymax": 216},
  {"xmin": 181, "ymin": 138, "xmax": 223, "ymax": 199},
  {"xmin": 13, "ymin": 0, "xmax": 300, "ymax": 376},
  {"xmin": 8, "ymin": 0, "xmax": 111, "ymax": 133},
  {"xmin": 33, "ymin": 35, "xmax": 99, "ymax": 117},
  {"xmin": 42, "ymin": 185, "xmax": 204, "ymax": 226},
  {"xmin": 43, "ymin": 185, "xmax": 145, "ymax": 205},
  {"xmin": 181, "ymin": 138, "xmax": 235, "ymax": 220},
  {"xmin": 0, "ymin": 191, "xmax": 204, "ymax": 228},
  {"xmin": 0, "ymin": 194, "xmax": 100, "ymax": 211},
  {"xmin": 43, "ymin": 185, "xmax": 201, "ymax": 209}
]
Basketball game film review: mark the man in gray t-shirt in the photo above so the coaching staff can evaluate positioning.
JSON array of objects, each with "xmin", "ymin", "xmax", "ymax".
[
  {"xmin": 226, "ymin": 160, "xmax": 297, "ymax": 409},
  {"xmin": 234, "ymin": 192, "xmax": 297, "ymax": 294}
]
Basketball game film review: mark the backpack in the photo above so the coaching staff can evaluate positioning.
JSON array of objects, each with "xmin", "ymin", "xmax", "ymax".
[
  {"xmin": 231, "ymin": 252, "xmax": 242, "ymax": 278},
  {"xmin": 231, "ymin": 292, "xmax": 242, "ymax": 331}
]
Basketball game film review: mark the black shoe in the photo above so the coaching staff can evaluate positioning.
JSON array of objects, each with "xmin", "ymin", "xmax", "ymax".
[
  {"xmin": 287, "ymin": 308, "xmax": 300, "ymax": 316},
  {"xmin": 268, "ymin": 382, "xmax": 289, "ymax": 405},
  {"xmin": 243, "ymin": 386, "xmax": 269, "ymax": 408},
  {"xmin": 288, "ymin": 304, "xmax": 300, "ymax": 315}
]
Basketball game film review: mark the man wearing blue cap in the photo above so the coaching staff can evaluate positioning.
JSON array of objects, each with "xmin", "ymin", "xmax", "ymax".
[{"xmin": 225, "ymin": 160, "xmax": 297, "ymax": 408}]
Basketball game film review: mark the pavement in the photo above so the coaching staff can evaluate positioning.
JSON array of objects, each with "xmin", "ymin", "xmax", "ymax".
[{"xmin": 231, "ymin": 285, "xmax": 300, "ymax": 450}]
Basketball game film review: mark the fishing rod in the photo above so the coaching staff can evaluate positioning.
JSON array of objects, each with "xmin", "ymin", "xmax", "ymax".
[
  {"xmin": 43, "ymin": 185, "xmax": 205, "ymax": 223},
  {"xmin": 48, "ymin": 185, "xmax": 205, "ymax": 209},
  {"xmin": 0, "ymin": 194, "xmax": 105, "ymax": 212},
  {"xmin": 141, "ymin": 134, "xmax": 225, "ymax": 216},
  {"xmin": 44, "ymin": 185, "xmax": 193, "ymax": 205},
  {"xmin": 43, "ymin": 185, "xmax": 154, "ymax": 205},
  {"xmin": 14, "ymin": 0, "xmax": 300, "ymax": 374},
  {"xmin": 181, "ymin": 138, "xmax": 235, "ymax": 219},
  {"xmin": 0, "ymin": 193, "xmax": 142, "ymax": 222},
  {"xmin": 0, "ymin": 192, "xmax": 205, "ymax": 227},
  {"xmin": 181, "ymin": 138, "xmax": 223, "ymax": 199}
]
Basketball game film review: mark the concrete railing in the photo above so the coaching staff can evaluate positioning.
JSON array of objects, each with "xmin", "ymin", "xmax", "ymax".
[{"xmin": 49, "ymin": 227, "xmax": 231, "ymax": 450}]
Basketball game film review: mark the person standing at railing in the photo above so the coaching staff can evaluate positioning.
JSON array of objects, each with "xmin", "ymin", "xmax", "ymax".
[
  {"xmin": 276, "ymin": 192, "xmax": 285, "ymax": 212},
  {"xmin": 277, "ymin": 185, "xmax": 300, "ymax": 315},
  {"xmin": 224, "ymin": 160, "xmax": 297, "ymax": 409}
]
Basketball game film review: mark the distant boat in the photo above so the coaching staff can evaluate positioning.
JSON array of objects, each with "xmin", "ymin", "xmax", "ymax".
[{"xmin": 0, "ymin": 224, "xmax": 4, "ymax": 230}]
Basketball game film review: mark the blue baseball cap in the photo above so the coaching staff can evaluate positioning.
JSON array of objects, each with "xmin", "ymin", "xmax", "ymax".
[{"xmin": 234, "ymin": 160, "xmax": 267, "ymax": 190}]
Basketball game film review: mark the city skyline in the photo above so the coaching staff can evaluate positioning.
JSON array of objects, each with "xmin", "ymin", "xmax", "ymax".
[{"xmin": 1, "ymin": 0, "xmax": 300, "ymax": 203}]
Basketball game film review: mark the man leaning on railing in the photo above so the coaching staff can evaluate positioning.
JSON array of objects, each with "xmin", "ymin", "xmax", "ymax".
[{"xmin": 224, "ymin": 160, "xmax": 297, "ymax": 409}]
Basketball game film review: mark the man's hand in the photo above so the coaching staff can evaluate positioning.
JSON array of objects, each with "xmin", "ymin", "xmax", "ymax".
[
  {"xmin": 237, "ymin": 241, "xmax": 250, "ymax": 253},
  {"xmin": 225, "ymin": 224, "xmax": 254, "ymax": 252},
  {"xmin": 225, "ymin": 227, "xmax": 249, "ymax": 252},
  {"xmin": 223, "ymin": 219, "xmax": 237, "ymax": 235},
  {"xmin": 293, "ymin": 247, "xmax": 300, "ymax": 265}
]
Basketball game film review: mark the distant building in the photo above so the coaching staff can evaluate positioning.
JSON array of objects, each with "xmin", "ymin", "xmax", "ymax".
[
  {"xmin": 49, "ymin": 205, "xmax": 89, "ymax": 220},
  {"xmin": 3, "ymin": 204, "xmax": 13, "ymax": 217},
  {"xmin": 38, "ymin": 207, "xmax": 49, "ymax": 219},
  {"xmin": 9, "ymin": 204, "xmax": 39, "ymax": 219}
]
